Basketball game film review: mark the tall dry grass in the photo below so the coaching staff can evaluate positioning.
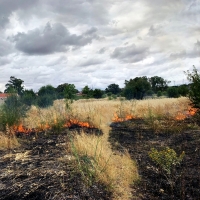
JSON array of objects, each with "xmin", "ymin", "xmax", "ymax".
[
  {"xmin": 0, "ymin": 131, "xmax": 20, "ymax": 150},
  {"xmin": 70, "ymin": 132, "xmax": 138, "ymax": 200}
]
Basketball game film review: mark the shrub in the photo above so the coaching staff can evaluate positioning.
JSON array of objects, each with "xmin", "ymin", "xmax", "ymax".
[
  {"xmin": 36, "ymin": 95, "xmax": 54, "ymax": 108},
  {"xmin": 167, "ymin": 87, "xmax": 180, "ymax": 98},
  {"xmin": 185, "ymin": 66, "xmax": 200, "ymax": 111},
  {"xmin": 149, "ymin": 147, "xmax": 185, "ymax": 175},
  {"xmin": 0, "ymin": 95, "xmax": 28, "ymax": 130},
  {"xmin": 157, "ymin": 91, "xmax": 162, "ymax": 97}
]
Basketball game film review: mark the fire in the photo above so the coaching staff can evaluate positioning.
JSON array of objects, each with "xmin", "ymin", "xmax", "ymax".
[
  {"xmin": 13, "ymin": 123, "xmax": 33, "ymax": 134},
  {"xmin": 175, "ymin": 107, "xmax": 197, "ymax": 121},
  {"xmin": 64, "ymin": 119, "xmax": 93, "ymax": 128},
  {"xmin": 112, "ymin": 113, "xmax": 136, "ymax": 122},
  {"xmin": 188, "ymin": 108, "xmax": 197, "ymax": 116},
  {"xmin": 12, "ymin": 118, "xmax": 94, "ymax": 134}
]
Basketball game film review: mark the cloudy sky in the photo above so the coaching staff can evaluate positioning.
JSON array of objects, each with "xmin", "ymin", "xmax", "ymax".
[{"xmin": 0, "ymin": 0, "xmax": 200, "ymax": 92}]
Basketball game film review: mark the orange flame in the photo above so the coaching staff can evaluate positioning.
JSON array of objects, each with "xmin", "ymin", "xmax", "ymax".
[
  {"xmin": 112, "ymin": 113, "xmax": 136, "ymax": 122},
  {"xmin": 13, "ymin": 123, "xmax": 33, "ymax": 134},
  {"xmin": 12, "ymin": 118, "xmax": 94, "ymax": 134},
  {"xmin": 175, "ymin": 107, "xmax": 197, "ymax": 121},
  {"xmin": 64, "ymin": 119, "xmax": 93, "ymax": 128}
]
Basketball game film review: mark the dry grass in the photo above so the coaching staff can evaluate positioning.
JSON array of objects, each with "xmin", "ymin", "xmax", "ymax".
[
  {"xmin": 24, "ymin": 97, "xmax": 190, "ymax": 131},
  {"xmin": 0, "ymin": 131, "xmax": 20, "ymax": 150},
  {"xmin": 70, "ymin": 132, "xmax": 138, "ymax": 200}
]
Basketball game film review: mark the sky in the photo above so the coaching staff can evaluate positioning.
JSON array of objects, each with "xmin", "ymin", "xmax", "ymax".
[{"xmin": 0, "ymin": 0, "xmax": 200, "ymax": 92}]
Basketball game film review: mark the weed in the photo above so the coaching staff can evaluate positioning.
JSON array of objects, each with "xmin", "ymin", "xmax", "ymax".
[{"xmin": 149, "ymin": 147, "xmax": 185, "ymax": 194}]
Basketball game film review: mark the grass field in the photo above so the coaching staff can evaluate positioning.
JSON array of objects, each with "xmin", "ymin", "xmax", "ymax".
[{"xmin": 0, "ymin": 97, "xmax": 198, "ymax": 199}]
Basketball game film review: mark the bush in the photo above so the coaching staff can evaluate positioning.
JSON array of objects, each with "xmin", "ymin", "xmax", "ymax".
[
  {"xmin": 185, "ymin": 66, "xmax": 200, "ymax": 110},
  {"xmin": 157, "ymin": 91, "xmax": 162, "ymax": 97},
  {"xmin": 36, "ymin": 95, "xmax": 54, "ymax": 108},
  {"xmin": 167, "ymin": 87, "xmax": 180, "ymax": 98},
  {"xmin": 149, "ymin": 147, "xmax": 185, "ymax": 175},
  {"xmin": 0, "ymin": 95, "xmax": 28, "ymax": 130}
]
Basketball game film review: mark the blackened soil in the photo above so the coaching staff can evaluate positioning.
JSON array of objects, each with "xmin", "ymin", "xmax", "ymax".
[
  {"xmin": 109, "ymin": 118, "xmax": 200, "ymax": 200},
  {"xmin": 0, "ymin": 129, "xmax": 111, "ymax": 200}
]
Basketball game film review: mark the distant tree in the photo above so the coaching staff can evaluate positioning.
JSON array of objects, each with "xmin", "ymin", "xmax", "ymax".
[
  {"xmin": 21, "ymin": 89, "xmax": 37, "ymax": 106},
  {"xmin": 157, "ymin": 91, "xmax": 162, "ymax": 97},
  {"xmin": 177, "ymin": 84, "xmax": 189, "ymax": 97},
  {"xmin": 92, "ymin": 89, "xmax": 104, "ymax": 99},
  {"xmin": 124, "ymin": 76, "xmax": 151, "ymax": 100},
  {"xmin": 56, "ymin": 83, "xmax": 69, "ymax": 99},
  {"xmin": 64, "ymin": 84, "xmax": 78, "ymax": 99},
  {"xmin": 167, "ymin": 86, "xmax": 180, "ymax": 98},
  {"xmin": 4, "ymin": 76, "xmax": 24, "ymax": 95},
  {"xmin": 37, "ymin": 95, "xmax": 54, "ymax": 108},
  {"xmin": 38, "ymin": 85, "xmax": 57, "ymax": 98},
  {"xmin": 149, "ymin": 76, "xmax": 169, "ymax": 93},
  {"xmin": 185, "ymin": 66, "xmax": 200, "ymax": 110},
  {"xmin": 105, "ymin": 83, "xmax": 121, "ymax": 95},
  {"xmin": 82, "ymin": 86, "xmax": 93, "ymax": 98}
]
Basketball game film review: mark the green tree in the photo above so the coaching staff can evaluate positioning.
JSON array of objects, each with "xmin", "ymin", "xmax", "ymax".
[
  {"xmin": 0, "ymin": 94, "xmax": 28, "ymax": 129},
  {"xmin": 36, "ymin": 95, "xmax": 54, "ymax": 108},
  {"xmin": 64, "ymin": 84, "xmax": 77, "ymax": 99},
  {"xmin": 167, "ymin": 86, "xmax": 180, "ymax": 98},
  {"xmin": 185, "ymin": 66, "xmax": 200, "ymax": 110},
  {"xmin": 82, "ymin": 86, "xmax": 93, "ymax": 98},
  {"xmin": 56, "ymin": 83, "xmax": 69, "ymax": 99},
  {"xmin": 105, "ymin": 83, "xmax": 121, "ymax": 95},
  {"xmin": 177, "ymin": 84, "xmax": 189, "ymax": 97},
  {"xmin": 21, "ymin": 89, "xmax": 37, "ymax": 106},
  {"xmin": 149, "ymin": 76, "xmax": 169, "ymax": 93},
  {"xmin": 124, "ymin": 76, "xmax": 151, "ymax": 100},
  {"xmin": 4, "ymin": 76, "xmax": 24, "ymax": 95},
  {"xmin": 92, "ymin": 89, "xmax": 104, "ymax": 99},
  {"xmin": 38, "ymin": 85, "xmax": 56, "ymax": 97}
]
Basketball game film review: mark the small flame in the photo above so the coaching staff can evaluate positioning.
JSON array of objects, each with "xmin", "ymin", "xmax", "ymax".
[
  {"xmin": 12, "ymin": 118, "xmax": 94, "ymax": 134},
  {"xmin": 175, "ymin": 107, "xmax": 197, "ymax": 121},
  {"xmin": 112, "ymin": 113, "xmax": 136, "ymax": 122},
  {"xmin": 64, "ymin": 119, "xmax": 93, "ymax": 128},
  {"xmin": 13, "ymin": 123, "xmax": 33, "ymax": 134}
]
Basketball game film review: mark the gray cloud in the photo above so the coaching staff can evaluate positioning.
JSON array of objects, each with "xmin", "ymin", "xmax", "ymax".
[
  {"xmin": 80, "ymin": 58, "xmax": 104, "ymax": 67},
  {"xmin": 111, "ymin": 44, "xmax": 149, "ymax": 63},
  {"xmin": 44, "ymin": 0, "xmax": 111, "ymax": 26},
  {"xmin": 190, "ymin": 40, "xmax": 200, "ymax": 58},
  {"xmin": 170, "ymin": 41, "xmax": 200, "ymax": 60},
  {"xmin": 84, "ymin": 27, "xmax": 98, "ymax": 35},
  {"xmin": 12, "ymin": 23, "xmax": 98, "ymax": 55},
  {"xmin": 148, "ymin": 24, "xmax": 163, "ymax": 36},
  {"xmin": 0, "ymin": 57, "xmax": 10, "ymax": 66},
  {"xmin": 0, "ymin": 38, "xmax": 13, "ymax": 56},
  {"xmin": 170, "ymin": 51, "xmax": 186, "ymax": 60},
  {"xmin": 0, "ymin": 0, "xmax": 39, "ymax": 27},
  {"xmin": 97, "ymin": 47, "xmax": 107, "ymax": 54}
]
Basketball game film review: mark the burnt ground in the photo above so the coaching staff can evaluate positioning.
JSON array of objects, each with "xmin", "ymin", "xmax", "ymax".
[
  {"xmin": 109, "ymin": 118, "xmax": 200, "ymax": 200},
  {"xmin": 0, "ymin": 128, "xmax": 111, "ymax": 200}
]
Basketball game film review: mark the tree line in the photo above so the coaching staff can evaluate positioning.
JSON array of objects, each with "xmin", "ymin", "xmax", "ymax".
[{"xmin": 0, "ymin": 67, "xmax": 199, "ymax": 109}]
